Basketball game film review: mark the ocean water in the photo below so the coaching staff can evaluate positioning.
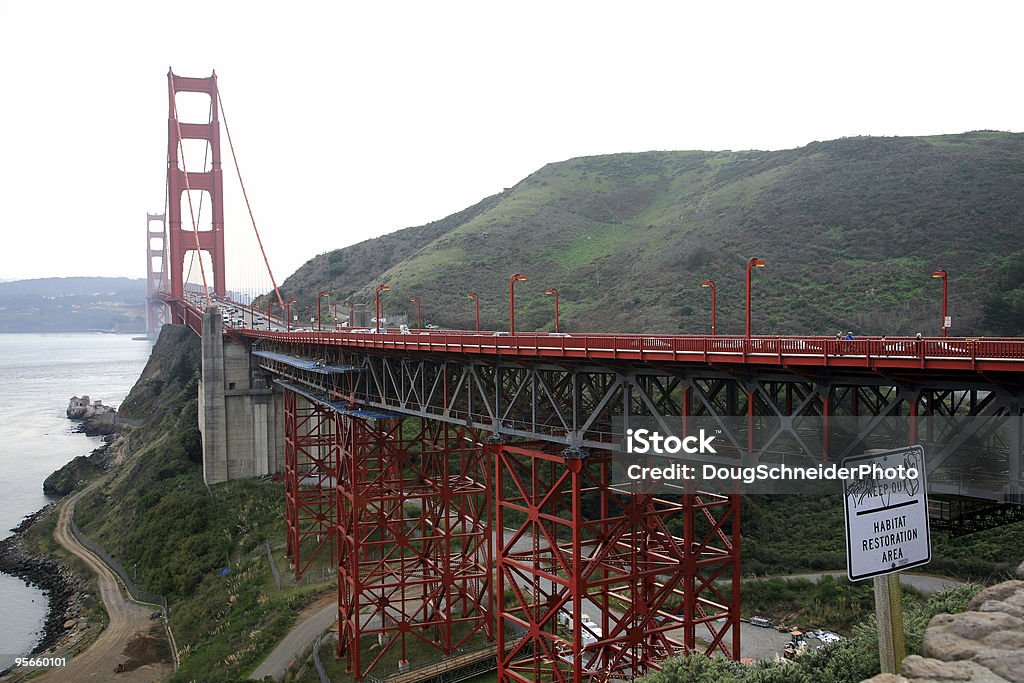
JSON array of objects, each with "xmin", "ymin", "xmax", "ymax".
[{"xmin": 0, "ymin": 333, "xmax": 152, "ymax": 668}]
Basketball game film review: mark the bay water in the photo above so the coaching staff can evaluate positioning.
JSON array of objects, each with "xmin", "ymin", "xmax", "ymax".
[{"xmin": 0, "ymin": 333, "xmax": 151, "ymax": 668}]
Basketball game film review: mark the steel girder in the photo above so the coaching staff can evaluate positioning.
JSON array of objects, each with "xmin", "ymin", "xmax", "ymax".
[
  {"xmin": 283, "ymin": 388, "xmax": 338, "ymax": 580},
  {"xmin": 494, "ymin": 442, "xmax": 740, "ymax": 682},
  {"xmin": 256, "ymin": 348, "xmax": 1022, "ymax": 497},
  {"xmin": 336, "ymin": 414, "xmax": 492, "ymax": 679}
]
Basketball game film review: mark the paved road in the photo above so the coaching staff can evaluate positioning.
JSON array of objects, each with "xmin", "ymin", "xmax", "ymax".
[
  {"xmin": 250, "ymin": 590, "xmax": 336, "ymax": 681},
  {"xmin": 35, "ymin": 483, "xmax": 173, "ymax": 683},
  {"xmin": 770, "ymin": 570, "xmax": 965, "ymax": 595}
]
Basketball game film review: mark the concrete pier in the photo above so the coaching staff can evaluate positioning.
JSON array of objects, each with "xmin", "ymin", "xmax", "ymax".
[{"xmin": 199, "ymin": 307, "xmax": 284, "ymax": 484}]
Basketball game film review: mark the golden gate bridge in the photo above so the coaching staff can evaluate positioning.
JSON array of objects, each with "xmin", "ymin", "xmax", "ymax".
[{"xmin": 147, "ymin": 69, "xmax": 1024, "ymax": 683}]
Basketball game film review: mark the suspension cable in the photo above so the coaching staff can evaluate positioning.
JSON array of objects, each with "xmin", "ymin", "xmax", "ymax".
[
  {"xmin": 217, "ymin": 85, "xmax": 285, "ymax": 310},
  {"xmin": 169, "ymin": 73, "xmax": 213, "ymax": 307}
]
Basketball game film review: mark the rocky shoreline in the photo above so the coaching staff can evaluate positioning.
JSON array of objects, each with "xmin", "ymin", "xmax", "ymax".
[
  {"xmin": 0, "ymin": 507, "xmax": 84, "ymax": 660},
  {"xmin": 42, "ymin": 440, "xmax": 111, "ymax": 496}
]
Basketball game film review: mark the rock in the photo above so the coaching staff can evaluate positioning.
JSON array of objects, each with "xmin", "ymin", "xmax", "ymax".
[
  {"xmin": 974, "ymin": 651, "xmax": 1024, "ymax": 682},
  {"xmin": 1017, "ymin": 561, "xmax": 1024, "ymax": 580},
  {"xmin": 969, "ymin": 582, "xmax": 1024, "ymax": 611},
  {"xmin": 923, "ymin": 611, "xmax": 1024, "ymax": 661},
  {"xmin": 901, "ymin": 654, "xmax": 1010, "ymax": 681},
  {"xmin": 63, "ymin": 619, "xmax": 76, "ymax": 629},
  {"xmin": 861, "ymin": 674, "xmax": 910, "ymax": 683}
]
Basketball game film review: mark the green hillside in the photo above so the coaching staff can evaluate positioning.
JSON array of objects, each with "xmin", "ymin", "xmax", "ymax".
[{"xmin": 276, "ymin": 132, "xmax": 1024, "ymax": 336}]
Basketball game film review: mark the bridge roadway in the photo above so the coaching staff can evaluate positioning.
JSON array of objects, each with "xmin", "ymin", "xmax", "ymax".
[
  {"xmin": 184, "ymin": 293, "xmax": 1024, "ymax": 498},
  {"xmin": 180, "ymin": 295, "xmax": 1024, "ymax": 375}
]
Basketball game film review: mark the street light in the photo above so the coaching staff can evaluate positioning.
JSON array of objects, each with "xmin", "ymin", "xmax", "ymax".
[
  {"xmin": 344, "ymin": 299, "xmax": 353, "ymax": 328},
  {"xmin": 285, "ymin": 297, "xmax": 296, "ymax": 332},
  {"xmin": 509, "ymin": 273, "xmax": 527, "ymax": 334},
  {"xmin": 267, "ymin": 300, "xmax": 277, "ymax": 331},
  {"xmin": 409, "ymin": 297, "xmax": 421, "ymax": 329},
  {"xmin": 931, "ymin": 269, "xmax": 948, "ymax": 338},
  {"xmin": 467, "ymin": 293, "xmax": 480, "ymax": 332},
  {"xmin": 375, "ymin": 284, "xmax": 390, "ymax": 333},
  {"xmin": 545, "ymin": 288, "xmax": 559, "ymax": 333},
  {"xmin": 745, "ymin": 258, "xmax": 765, "ymax": 339},
  {"xmin": 701, "ymin": 280, "xmax": 716, "ymax": 336},
  {"xmin": 317, "ymin": 291, "xmax": 330, "ymax": 332}
]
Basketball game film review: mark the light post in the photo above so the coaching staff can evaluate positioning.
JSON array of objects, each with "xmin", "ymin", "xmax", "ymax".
[
  {"xmin": 545, "ymin": 288, "xmax": 559, "ymax": 333},
  {"xmin": 410, "ymin": 297, "xmax": 421, "ymax": 329},
  {"xmin": 375, "ymin": 284, "xmax": 390, "ymax": 333},
  {"xmin": 467, "ymin": 293, "xmax": 480, "ymax": 332},
  {"xmin": 701, "ymin": 280, "xmax": 717, "ymax": 336},
  {"xmin": 267, "ymin": 300, "xmax": 277, "ymax": 331},
  {"xmin": 317, "ymin": 291, "xmax": 330, "ymax": 332},
  {"xmin": 345, "ymin": 299, "xmax": 353, "ymax": 328},
  {"xmin": 745, "ymin": 258, "xmax": 765, "ymax": 339},
  {"xmin": 509, "ymin": 273, "xmax": 526, "ymax": 334},
  {"xmin": 931, "ymin": 269, "xmax": 948, "ymax": 338},
  {"xmin": 285, "ymin": 297, "xmax": 296, "ymax": 332}
]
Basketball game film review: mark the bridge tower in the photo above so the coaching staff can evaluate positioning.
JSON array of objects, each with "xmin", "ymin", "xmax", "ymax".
[
  {"xmin": 145, "ymin": 212, "xmax": 169, "ymax": 336},
  {"xmin": 166, "ymin": 69, "xmax": 226, "ymax": 306}
]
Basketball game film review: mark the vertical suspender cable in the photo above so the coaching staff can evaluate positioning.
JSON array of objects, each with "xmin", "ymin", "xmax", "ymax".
[
  {"xmin": 169, "ymin": 74, "xmax": 213, "ymax": 307},
  {"xmin": 217, "ymin": 88, "xmax": 285, "ymax": 310}
]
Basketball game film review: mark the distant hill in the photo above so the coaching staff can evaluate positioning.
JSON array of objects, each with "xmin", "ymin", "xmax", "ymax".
[
  {"xmin": 0, "ymin": 277, "xmax": 146, "ymax": 333},
  {"xmin": 273, "ymin": 132, "xmax": 1024, "ymax": 336}
]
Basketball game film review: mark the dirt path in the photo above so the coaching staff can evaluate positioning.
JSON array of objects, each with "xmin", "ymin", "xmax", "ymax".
[
  {"xmin": 250, "ymin": 589, "xmax": 336, "ymax": 681},
  {"xmin": 35, "ymin": 483, "xmax": 173, "ymax": 683}
]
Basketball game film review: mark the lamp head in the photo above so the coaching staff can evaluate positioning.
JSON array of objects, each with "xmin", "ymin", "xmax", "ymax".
[
  {"xmin": 377, "ymin": 284, "xmax": 390, "ymax": 292},
  {"xmin": 545, "ymin": 288, "xmax": 557, "ymax": 295},
  {"xmin": 749, "ymin": 258, "xmax": 766, "ymax": 268},
  {"xmin": 511, "ymin": 273, "xmax": 527, "ymax": 283},
  {"xmin": 701, "ymin": 280, "xmax": 714, "ymax": 288},
  {"xmin": 467, "ymin": 293, "xmax": 477, "ymax": 300},
  {"xmin": 931, "ymin": 270, "xmax": 947, "ymax": 279}
]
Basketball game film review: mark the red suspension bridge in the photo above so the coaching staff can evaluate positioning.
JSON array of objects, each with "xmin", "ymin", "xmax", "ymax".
[{"xmin": 148, "ymin": 70, "xmax": 1024, "ymax": 682}]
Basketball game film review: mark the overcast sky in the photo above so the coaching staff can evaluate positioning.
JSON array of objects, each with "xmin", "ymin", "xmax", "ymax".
[{"xmin": 1, "ymin": 1, "xmax": 1021, "ymax": 287}]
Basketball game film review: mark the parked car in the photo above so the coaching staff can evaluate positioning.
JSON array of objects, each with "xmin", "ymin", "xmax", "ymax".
[{"xmin": 749, "ymin": 616, "xmax": 773, "ymax": 628}]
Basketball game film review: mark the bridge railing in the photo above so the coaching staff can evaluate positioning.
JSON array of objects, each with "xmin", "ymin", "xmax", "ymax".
[{"xmin": 237, "ymin": 327, "xmax": 1024, "ymax": 367}]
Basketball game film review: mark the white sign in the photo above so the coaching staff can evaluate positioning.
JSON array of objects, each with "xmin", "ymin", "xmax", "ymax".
[
  {"xmin": 843, "ymin": 446, "xmax": 930, "ymax": 581},
  {"xmin": 944, "ymin": 316, "xmax": 952, "ymax": 328}
]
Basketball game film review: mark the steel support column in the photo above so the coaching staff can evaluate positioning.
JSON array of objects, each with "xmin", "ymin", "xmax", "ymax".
[
  {"xmin": 495, "ymin": 443, "xmax": 739, "ymax": 682},
  {"xmin": 337, "ymin": 415, "xmax": 491, "ymax": 680},
  {"xmin": 283, "ymin": 388, "xmax": 338, "ymax": 580}
]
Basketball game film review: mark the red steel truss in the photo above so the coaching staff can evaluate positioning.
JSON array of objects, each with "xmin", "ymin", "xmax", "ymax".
[
  {"xmin": 336, "ymin": 414, "xmax": 492, "ymax": 679},
  {"xmin": 284, "ymin": 389, "xmax": 338, "ymax": 580},
  {"xmin": 495, "ymin": 442, "xmax": 740, "ymax": 682}
]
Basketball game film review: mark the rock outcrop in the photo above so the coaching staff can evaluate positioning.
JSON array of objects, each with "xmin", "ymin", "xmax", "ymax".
[{"xmin": 863, "ymin": 561, "xmax": 1024, "ymax": 682}]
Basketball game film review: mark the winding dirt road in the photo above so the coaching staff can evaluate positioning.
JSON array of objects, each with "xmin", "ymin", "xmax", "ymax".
[{"xmin": 35, "ymin": 483, "xmax": 173, "ymax": 683}]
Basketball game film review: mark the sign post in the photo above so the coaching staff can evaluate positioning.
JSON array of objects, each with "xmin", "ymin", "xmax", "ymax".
[{"xmin": 843, "ymin": 446, "xmax": 930, "ymax": 674}]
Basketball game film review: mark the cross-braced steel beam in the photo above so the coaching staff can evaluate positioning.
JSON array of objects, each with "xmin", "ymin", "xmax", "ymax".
[
  {"xmin": 494, "ymin": 443, "xmax": 740, "ymax": 682},
  {"xmin": 336, "ymin": 414, "xmax": 492, "ymax": 679},
  {"xmin": 284, "ymin": 388, "xmax": 338, "ymax": 580}
]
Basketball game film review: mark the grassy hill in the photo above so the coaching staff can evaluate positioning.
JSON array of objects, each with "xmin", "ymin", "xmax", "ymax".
[{"xmin": 274, "ymin": 132, "xmax": 1024, "ymax": 336}]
